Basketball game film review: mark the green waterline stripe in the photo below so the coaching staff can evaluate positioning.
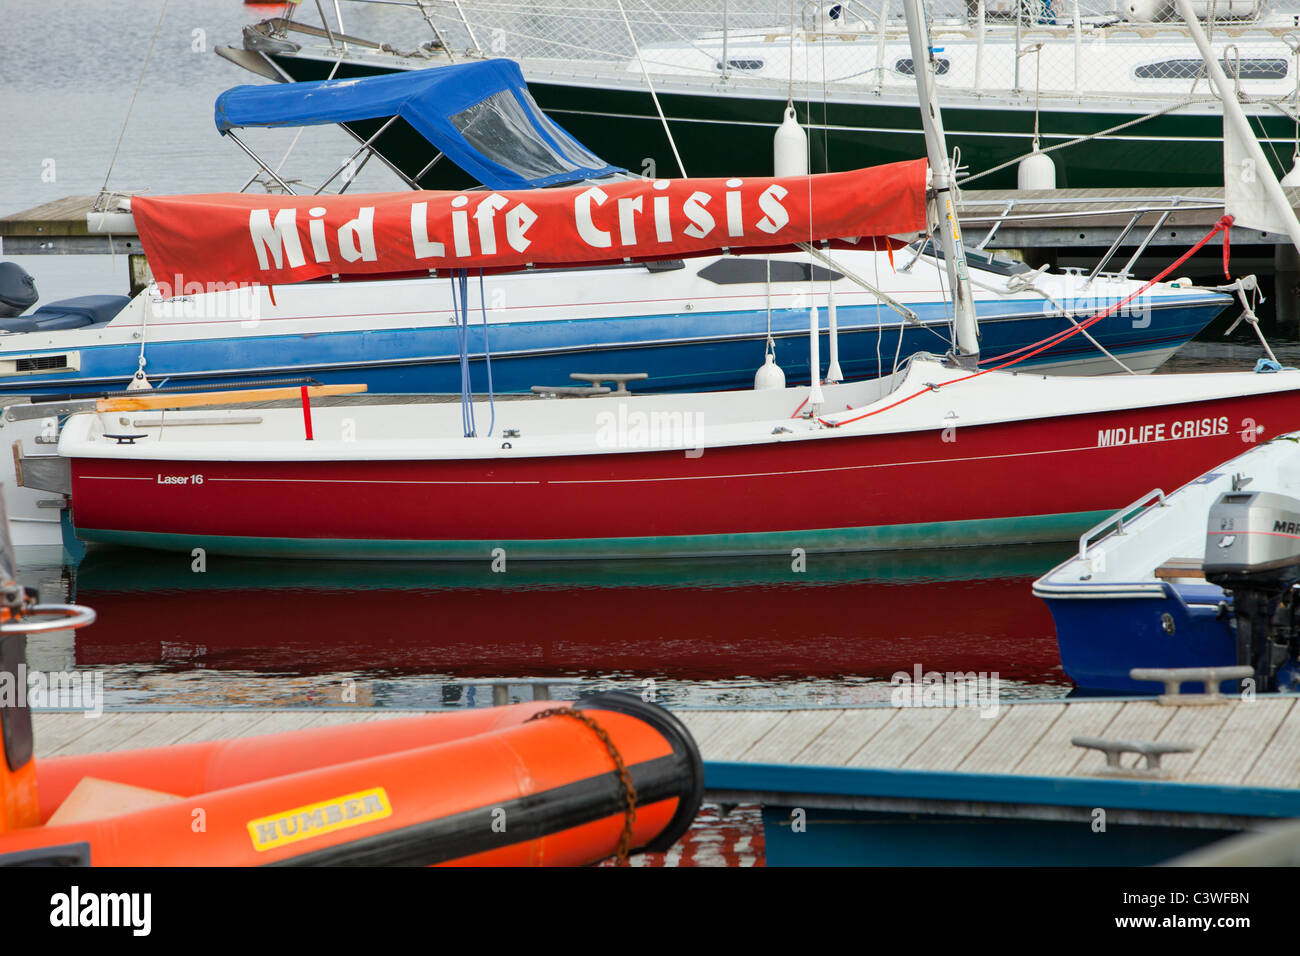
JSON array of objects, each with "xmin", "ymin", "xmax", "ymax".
[{"xmin": 77, "ymin": 510, "xmax": 1112, "ymax": 560}]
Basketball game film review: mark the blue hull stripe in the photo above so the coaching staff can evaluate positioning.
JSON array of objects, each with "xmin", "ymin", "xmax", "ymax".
[{"xmin": 0, "ymin": 299, "xmax": 1222, "ymax": 395}]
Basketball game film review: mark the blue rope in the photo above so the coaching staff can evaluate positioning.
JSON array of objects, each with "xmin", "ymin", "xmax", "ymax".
[
  {"xmin": 451, "ymin": 269, "xmax": 475, "ymax": 437},
  {"xmin": 479, "ymin": 270, "xmax": 495, "ymax": 437},
  {"xmin": 449, "ymin": 274, "xmax": 462, "ymax": 431},
  {"xmin": 1255, "ymin": 358, "xmax": 1297, "ymax": 373}
]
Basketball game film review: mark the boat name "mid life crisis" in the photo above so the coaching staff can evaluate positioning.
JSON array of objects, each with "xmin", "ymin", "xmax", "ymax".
[{"xmin": 1097, "ymin": 415, "xmax": 1230, "ymax": 448}]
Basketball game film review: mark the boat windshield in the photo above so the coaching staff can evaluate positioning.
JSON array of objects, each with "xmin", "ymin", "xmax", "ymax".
[
  {"xmin": 909, "ymin": 239, "xmax": 1032, "ymax": 277},
  {"xmin": 451, "ymin": 90, "xmax": 584, "ymax": 182}
]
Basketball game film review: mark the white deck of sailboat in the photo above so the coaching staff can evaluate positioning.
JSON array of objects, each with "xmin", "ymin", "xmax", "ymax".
[
  {"xmin": 57, "ymin": 356, "xmax": 1300, "ymax": 462},
  {"xmin": 32, "ymin": 695, "xmax": 1300, "ymax": 791}
]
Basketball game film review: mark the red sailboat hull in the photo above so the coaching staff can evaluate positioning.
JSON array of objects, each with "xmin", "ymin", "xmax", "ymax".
[{"xmin": 67, "ymin": 389, "xmax": 1300, "ymax": 558}]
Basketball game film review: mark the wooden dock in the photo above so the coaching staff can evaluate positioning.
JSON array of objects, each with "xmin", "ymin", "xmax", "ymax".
[
  {"xmin": 32, "ymin": 694, "xmax": 1300, "ymax": 830},
  {"xmin": 679, "ymin": 697, "xmax": 1300, "ymax": 788},
  {"xmin": 34, "ymin": 708, "xmax": 396, "ymax": 756},
  {"xmin": 0, "ymin": 196, "xmax": 146, "ymax": 256}
]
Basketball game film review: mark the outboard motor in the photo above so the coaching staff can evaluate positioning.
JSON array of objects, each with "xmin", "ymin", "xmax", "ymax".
[
  {"xmin": 1203, "ymin": 490, "xmax": 1300, "ymax": 692},
  {"xmin": 0, "ymin": 263, "xmax": 37, "ymax": 318}
]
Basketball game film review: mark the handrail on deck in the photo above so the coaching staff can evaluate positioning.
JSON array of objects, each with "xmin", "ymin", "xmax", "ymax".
[{"xmin": 1078, "ymin": 487, "xmax": 1167, "ymax": 560}]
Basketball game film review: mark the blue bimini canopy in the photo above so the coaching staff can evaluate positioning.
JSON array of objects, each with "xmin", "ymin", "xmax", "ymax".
[{"xmin": 214, "ymin": 59, "xmax": 624, "ymax": 190}]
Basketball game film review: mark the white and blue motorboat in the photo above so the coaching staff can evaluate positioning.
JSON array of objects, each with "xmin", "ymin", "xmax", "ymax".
[
  {"xmin": 1034, "ymin": 429, "xmax": 1300, "ymax": 695},
  {"xmin": 0, "ymin": 61, "xmax": 1232, "ymax": 398}
]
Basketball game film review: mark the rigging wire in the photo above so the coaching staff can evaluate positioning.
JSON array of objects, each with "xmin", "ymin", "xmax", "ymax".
[
  {"xmin": 634, "ymin": 0, "xmax": 726, "ymax": 66},
  {"xmin": 823, "ymin": 216, "xmax": 1237, "ymax": 429},
  {"xmin": 821, "ymin": 1, "xmax": 831, "ymax": 173},
  {"xmin": 104, "ymin": 0, "xmax": 170, "ymax": 392},
  {"xmin": 803, "ymin": 0, "xmax": 818, "ymax": 399},
  {"xmin": 616, "ymin": 0, "xmax": 686, "ymax": 176},
  {"xmin": 788, "ymin": 0, "xmax": 797, "ymax": 107},
  {"xmin": 1019, "ymin": 279, "xmax": 1138, "ymax": 374},
  {"xmin": 819, "ymin": 2, "xmax": 831, "ymax": 382},
  {"xmin": 101, "ymin": 0, "xmax": 170, "ymax": 195},
  {"xmin": 764, "ymin": 256, "xmax": 776, "ymax": 360},
  {"xmin": 959, "ymin": 98, "xmax": 1198, "ymax": 187}
]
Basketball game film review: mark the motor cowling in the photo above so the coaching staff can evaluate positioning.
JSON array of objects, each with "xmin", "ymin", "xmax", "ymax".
[
  {"xmin": 0, "ymin": 263, "xmax": 37, "ymax": 318},
  {"xmin": 1204, "ymin": 490, "xmax": 1300, "ymax": 692},
  {"xmin": 1205, "ymin": 490, "xmax": 1300, "ymax": 583}
]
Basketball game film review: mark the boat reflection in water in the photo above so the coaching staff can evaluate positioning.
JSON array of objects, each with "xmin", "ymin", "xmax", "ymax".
[{"xmin": 53, "ymin": 543, "xmax": 1073, "ymax": 709}]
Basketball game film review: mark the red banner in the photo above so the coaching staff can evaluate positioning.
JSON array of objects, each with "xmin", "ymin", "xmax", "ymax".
[{"xmin": 132, "ymin": 159, "xmax": 927, "ymax": 295}]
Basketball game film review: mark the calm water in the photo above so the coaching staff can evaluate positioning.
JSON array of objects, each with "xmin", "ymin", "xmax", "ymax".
[
  {"xmin": 16, "ymin": 543, "xmax": 1075, "ymax": 708},
  {"xmin": 1, "ymin": 0, "xmax": 418, "ymax": 301}
]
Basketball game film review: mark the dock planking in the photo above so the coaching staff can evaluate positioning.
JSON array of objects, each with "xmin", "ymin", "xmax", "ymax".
[
  {"xmin": 677, "ymin": 697, "xmax": 1300, "ymax": 788},
  {"xmin": 1243, "ymin": 702, "xmax": 1300, "ymax": 789},
  {"xmin": 0, "ymin": 196, "xmax": 98, "ymax": 239},
  {"xmin": 34, "ymin": 708, "xmax": 389, "ymax": 757},
  {"xmin": 31, "ymin": 695, "xmax": 1300, "ymax": 790},
  {"xmin": 0, "ymin": 195, "xmax": 147, "ymax": 258}
]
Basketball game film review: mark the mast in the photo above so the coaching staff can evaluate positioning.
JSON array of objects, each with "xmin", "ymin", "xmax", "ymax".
[{"xmin": 901, "ymin": 0, "xmax": 980, "ymax": 366}]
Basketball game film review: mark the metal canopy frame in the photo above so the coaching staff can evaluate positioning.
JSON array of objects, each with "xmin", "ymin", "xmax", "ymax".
[{"xmin": 227, "ymin": 111, "xmax": 440, "ymax": 196}]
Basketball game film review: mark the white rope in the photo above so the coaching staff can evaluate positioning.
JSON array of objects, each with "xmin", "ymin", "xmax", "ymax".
[
  {"xmin": 616, "ymin": 0, "xmax": 686, "ymax": 177},
  {"xmin": 1223, "ymin": 276, "xmax": 1279, "ymax": 364},
  {"xmin": 1032, "ymin": 44, "xmax": 1043, "ymax": 150},
  {"xmin": 803, "ymin": 1, "xmax": 819, "ymax": 409},
  {"xmin": 787, "ymin": 0, "xmax": 797, "ymax": 106},
  {"xmin": 131, "ymin": 292, "xmax": 152, "ymax": 390},
  {"xmin": 101, "ymin": 0, "xmax": 170, "ymax": 195},
  {"xmin": 891, "ymin": 288, "xmax": 907, "ymax": 385},
  {"xmin": 873, "ymin": 242, "xmax": 886, "ymax": 386}
]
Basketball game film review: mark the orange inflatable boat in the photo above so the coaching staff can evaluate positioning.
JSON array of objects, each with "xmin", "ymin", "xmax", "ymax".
[
  {"xmin": 0, "ymin": 525, "xmax": 703, "ymax": 867},
  {"xmin": 1, "ymin": 692, "xmax": 703, "ymax": 866}
]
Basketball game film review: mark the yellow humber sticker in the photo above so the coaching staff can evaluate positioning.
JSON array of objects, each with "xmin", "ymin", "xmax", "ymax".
[{"xmin": 247, "ymin": 787, "xmax": 392, "ymax": 852}]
